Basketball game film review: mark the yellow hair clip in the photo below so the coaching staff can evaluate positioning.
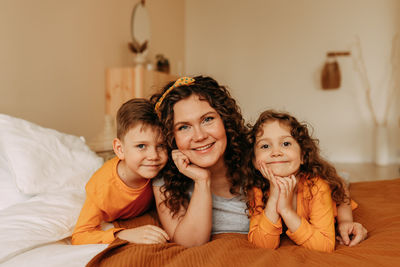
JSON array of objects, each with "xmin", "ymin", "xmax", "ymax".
[{"xmin": 154, "ymin": 77, "xmax": 195, "ymax": 117}]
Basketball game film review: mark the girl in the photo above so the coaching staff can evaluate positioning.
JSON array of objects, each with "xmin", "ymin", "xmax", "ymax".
[{"xmin": 247, "ymin": 110, "xmax": 360, "ymax": 252}]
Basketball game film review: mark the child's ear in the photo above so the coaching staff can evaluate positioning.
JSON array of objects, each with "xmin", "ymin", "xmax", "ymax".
[{"xmin": 113, "ymin": 138, "xmax": 125, "ymax": 160}]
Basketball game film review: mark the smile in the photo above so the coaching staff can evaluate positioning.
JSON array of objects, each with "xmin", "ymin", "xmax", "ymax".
[
  {"xmin": 142, "ymin": 164, "xmax": 161, "ymax": 168},
  {"xmin": 193, "ymin": 143, "xmax": 214, "ymax": 151}
]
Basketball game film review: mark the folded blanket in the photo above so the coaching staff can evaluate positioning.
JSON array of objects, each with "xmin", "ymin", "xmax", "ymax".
[{"xmin": 87, "ymin": 178, "xmax": 400, "ymax": 267}]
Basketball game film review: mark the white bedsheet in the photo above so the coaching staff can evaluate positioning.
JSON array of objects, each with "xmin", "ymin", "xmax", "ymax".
[
  {"xmin": 0, "ymin": 113, "xmax": 106, "ymax": 265},
  {"xmin": 1, "ymin": 239, "xmax": 107, "ymax": 267}
]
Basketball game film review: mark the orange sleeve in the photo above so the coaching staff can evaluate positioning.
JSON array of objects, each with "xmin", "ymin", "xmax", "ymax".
[
  {"xmin": 71, "ymin": 196, "xmax": 124, "ymax": 245},
  {"xmin": 248, "ymin": 188, "xmax": 282, "ymax": 249},
  {"xmin": 333, "ymin": 198, "xmax": 358, "ymax": 217},
  {"xmin": 286, "ymin": 180, "xmax": 335, "ymax": 252}
]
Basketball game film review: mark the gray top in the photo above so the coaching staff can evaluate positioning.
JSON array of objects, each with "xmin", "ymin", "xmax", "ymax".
[{"xmin": 153, "ymin": 178, "xmax": 249, "ymax": 235}]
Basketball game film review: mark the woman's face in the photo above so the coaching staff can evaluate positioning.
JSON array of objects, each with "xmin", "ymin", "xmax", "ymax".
[{"xmin": 172, "ymin": 94, "xmax": 227, "ymax": 169}]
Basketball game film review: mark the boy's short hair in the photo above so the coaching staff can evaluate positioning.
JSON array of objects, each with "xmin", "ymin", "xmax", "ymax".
[{"xmin": 116, "ymin": 98, "xmax": 161, "ymax": 140}]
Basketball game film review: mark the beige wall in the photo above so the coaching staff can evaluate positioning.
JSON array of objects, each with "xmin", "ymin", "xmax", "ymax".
[
  {"xmin": 185, "ymin": 0, "xmax": 400, "ymax": 163},
  {"xmin": 0, "ymin": 0, "xmax": 184, "ymax": 140},
  {"xmin": 1, "ymin": 0, "xmax": 398, "ymax": 164}
]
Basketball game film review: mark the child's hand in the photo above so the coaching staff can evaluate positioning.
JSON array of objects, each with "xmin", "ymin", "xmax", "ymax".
[
  {"xmin": 172, "ymin": 149, "xmax": 210, "ymax": 182},
  {"xmin": 116, "ymin": 225, "xmax": 170, "ymax": 244},
  {"xmin": 336, "ymin": 221, "xmax": 368, "ymax": 246},
  {"xmin": 276, "ymin": 175, "xmax": 297, "ymax": 215},
  {"xmin": 258, "ymin": 161, "xmax": 279, "ymax": 201}
]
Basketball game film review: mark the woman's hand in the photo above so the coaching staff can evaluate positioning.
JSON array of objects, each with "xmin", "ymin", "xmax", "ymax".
[
  {"xmin": 276, "ymin": 175, "xmax": 297, "ymax": 215},
  {"xmin": 172, "ymin": 150, "xmax": 210, "ymax": 182},
  {"xmin": 336, "ymin": 221, "xmax": 368, "ymax": 246},
  {"xmin": 258, "ymin": 161, "xmax": 279, "ymax": 201}
]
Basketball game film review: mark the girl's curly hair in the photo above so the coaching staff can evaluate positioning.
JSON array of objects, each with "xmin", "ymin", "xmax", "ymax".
[
  {"xmin": 150, "ymin": 76, "xmax": 251, "ymax": 217},
  {"xmin": 244, "ymin": 110, "xmax": 348, "ymax": 215}
]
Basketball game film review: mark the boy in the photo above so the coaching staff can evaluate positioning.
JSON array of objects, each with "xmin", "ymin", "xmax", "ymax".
[{"xmin": 72, "ymin": 99, "xmax": 169, "ymax": 245}]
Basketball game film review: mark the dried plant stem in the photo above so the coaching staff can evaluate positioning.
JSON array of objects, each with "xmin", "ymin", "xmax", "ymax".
[
  {"xmin": 383, "ymin": 34, "xmax": 399, "ymax": 125},
  {"xmin": 353, "ymin": 34, "xmax": 399, "ymax": 127},
  {"xmin": 353, "ymin": 35, "xmax": 378, "ymax": 126}
]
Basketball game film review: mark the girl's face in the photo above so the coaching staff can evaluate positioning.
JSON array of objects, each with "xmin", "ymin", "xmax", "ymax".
[
  {"xmin": 253, "ymin": 120, "xmax": 302, "ymax": 177},
  {"xmin": 172, "ymin": 94, "xmax": 227, "ymax": 169}
]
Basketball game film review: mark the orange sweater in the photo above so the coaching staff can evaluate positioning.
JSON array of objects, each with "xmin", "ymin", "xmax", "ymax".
[
  {"xmin": 72, "ymin": 157, "xmax": 153, "ymax": 245},
  {"xmin": 249, "ymin": 177, "xmax": 336, "ymax": 252}
]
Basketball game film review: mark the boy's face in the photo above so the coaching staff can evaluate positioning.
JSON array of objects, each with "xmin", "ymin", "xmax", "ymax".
[
  {"xmin": 117, "ymin": 124, "xmax": 168, "ymax": 181},
  {"xmin": 253, "ymin": 120, "xmax": 302, "ymax": 177}
]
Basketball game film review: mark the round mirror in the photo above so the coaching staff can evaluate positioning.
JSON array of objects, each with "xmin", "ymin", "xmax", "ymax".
[{"xmin": 131, "ymin": 2, "xmax": 150, "ymax": 52}]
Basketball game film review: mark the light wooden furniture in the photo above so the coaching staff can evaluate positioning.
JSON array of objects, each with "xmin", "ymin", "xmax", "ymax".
[
  {"xmin": 96, "ymin": 150, "xmax": 116, "ymax": 161},
  {"xmin": 88, "ymin": 66, "xmax": 177, "ymax": 155},
  {"xmin": 105, "ymin": 66, "xmax": 178, "ymax": 118},
  {"xmin": 334, "ymin": 162, "xmax": 399, "ymax": 183}
]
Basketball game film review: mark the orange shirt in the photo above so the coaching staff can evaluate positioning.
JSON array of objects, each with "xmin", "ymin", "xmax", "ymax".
[
  {"xmin": 72, "ymin": 157, "xmax": 153, "ymax": 245},
  {"xmin": 249, "ymin": 177, "xmax": 337, "ymax": 252}
]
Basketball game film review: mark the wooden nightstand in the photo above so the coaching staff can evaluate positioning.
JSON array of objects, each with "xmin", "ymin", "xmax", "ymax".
[
  {"xmin": 95, "ymin": 150, "xmax": 116, "ymax": 162},
  {"xmin": 87, "ymin": 114, "xmax": 116, "ymax": 162}
]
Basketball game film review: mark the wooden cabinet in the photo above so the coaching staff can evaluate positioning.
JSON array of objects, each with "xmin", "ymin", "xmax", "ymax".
[{"xmin": 105, "ymin": 66, "xmax": 177, "ymax": 118}]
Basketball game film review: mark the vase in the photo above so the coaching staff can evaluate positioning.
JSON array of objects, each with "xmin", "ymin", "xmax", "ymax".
[
  {"xmin": 374, "ymin": 124, "xmax": 390, "ymax": 166},
  {"xmin": 133, "ymin": 53, "xmax": 147, "ymax": 66}
]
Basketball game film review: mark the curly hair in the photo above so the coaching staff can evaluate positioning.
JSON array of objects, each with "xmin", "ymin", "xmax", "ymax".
[
  {"xmin": 244, "ymin": 110, "xmax": 348, "ymax": 215},
  {"xmin": 150, "ymin": 76, "xmax": 251, "ymax": 217}
]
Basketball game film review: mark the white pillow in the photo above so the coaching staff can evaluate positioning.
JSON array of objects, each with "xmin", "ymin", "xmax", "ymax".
[
  {"xmin": 0, "ymin": 143, "xmax": 31, "ymax": 210},
  {"xmin": 0, "ymin": 190, "xmax": 86, "ymax": 263},
  {"xmin": 0, "ymin": 114, "xmax": 103, "ymax": 195}
]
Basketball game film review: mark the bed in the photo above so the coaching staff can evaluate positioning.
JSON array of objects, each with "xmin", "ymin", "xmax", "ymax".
[
  {"xmin": 1, "ymin": 113, "xmax": 399, "ymax": 267},
  {"xmin": 0, "ymin": 114, "xmax": 107, "ymax": 266}
]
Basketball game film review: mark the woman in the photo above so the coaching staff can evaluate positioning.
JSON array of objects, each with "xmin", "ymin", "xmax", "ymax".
[{"xmin": 151, "ymin": 76, "xmax": 367, "ymax": 247}]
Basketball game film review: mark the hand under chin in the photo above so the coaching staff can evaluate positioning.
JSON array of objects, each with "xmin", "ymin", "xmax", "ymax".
[{"xmin": 269, "ymin": 167, "xmax": 294, "ymax": 178}]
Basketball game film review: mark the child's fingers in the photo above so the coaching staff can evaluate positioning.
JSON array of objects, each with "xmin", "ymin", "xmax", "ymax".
[
  {"xmin": 286, "ymin": 175, "xmax": 295, "ymax": 192},
  {"xmin": 265, "ymin": 167, "xmax": 280, "ymax": 188},
  {"xmin": 148, "ymin": 225, "xmax": 170, "ymax": 240},
  {"xmin": 144, "ymin": 227, "xmax": 169, "ymax": 244},
  {"xmin": 276, "ymin": 178, "xmax": 287, "ymax": 197},
  {"xmin": 290, "ymin": 175, "xmax": 297, "ymax": 189},
  {"xmin": 144, "ymin": 232, "xmax": 167, "ymax": 244},
  {"xmin": 275, "ymin": 178, "xmax": 283, "ymax": 191},
  {"xmin": 280, "ymin": 177, "xmax": 291, "ymax": 196},
  {"xmin": 283, "ymin": 176, "xmax": 292, "ymax": 191},
  {"xmin": 265, "ymin": 166, "xmax": 274, "ymax": 182},
  {"xmin": 349, "ymin": 233, "xmax": 363, "ymax": 247},
  {"xmin": 282, "ymin": 176, "xmax": 296, "ymax": 193},
  {"xmin": 259, "ymin": 163, "xmax": 279, "ymax": 191},
  {"xmin": 258, "ymin": 161, "xmax": 267, "ymax": 177},
  {"xmin": 348, "ymin": 223, "xmax": 368, "ymax": 247},
  {"xmin": 338, "ymin": 227, "xmax": 351, "ymax": 245},
  {"xmin": 259, "ymin": 161, "xmax": 271, "ymax": 180},
  {"xmin": 336, "ymin": 235, "xmax": 344, "ymax": 245},
  {"xmin": 270, "ymin": 173, "xmax": 278, "ymax": 187}
]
